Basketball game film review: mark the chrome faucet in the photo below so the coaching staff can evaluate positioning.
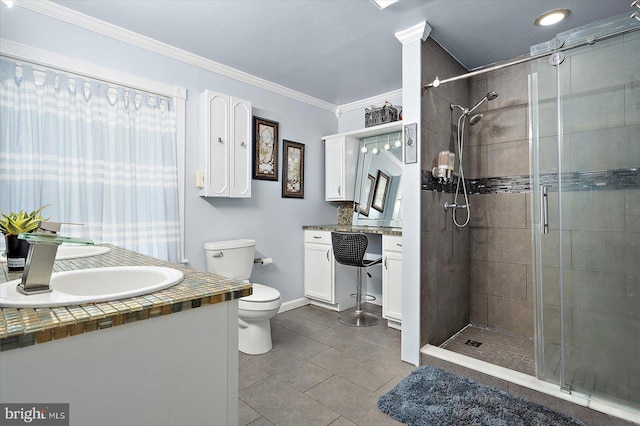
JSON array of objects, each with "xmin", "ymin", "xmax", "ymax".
[{"xmin": 17, "ymin": 222, "xmax": 92, "ymax": 295}]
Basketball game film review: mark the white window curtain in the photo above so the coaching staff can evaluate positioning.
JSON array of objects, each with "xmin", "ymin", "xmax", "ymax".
[{"xmin": 0, "ymin": 59, "xmax": 180, "ymax": 263}]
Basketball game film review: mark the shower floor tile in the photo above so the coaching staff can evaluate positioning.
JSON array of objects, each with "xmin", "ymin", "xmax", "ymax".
[{"xmin": 440, "ymin": 325, "xmax": 535, "ymax": 376}]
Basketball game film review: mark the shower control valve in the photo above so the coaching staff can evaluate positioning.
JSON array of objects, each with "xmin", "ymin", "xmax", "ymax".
[{"xmin": 444, "ymin": 202, "xmax": 469, "ymax": 210}]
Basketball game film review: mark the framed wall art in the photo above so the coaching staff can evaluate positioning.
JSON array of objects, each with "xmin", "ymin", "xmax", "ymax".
[
  {"xmin": 372, "ymin": 170, "xmax": 390, "ymax": 213},
  {"xmin": 358, "ymin": 174, "xmax": 376, "ymax": 216},
  {"xmin": 253, "ymin": 116, "xmax": 279, "ymax": 181},
  {"xmin": 282, "ymin": 140, "xmax": 305, "ymax": 198}
]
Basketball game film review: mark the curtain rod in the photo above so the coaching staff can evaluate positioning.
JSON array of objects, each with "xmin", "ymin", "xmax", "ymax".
[
  {"xmin": 424, "ymin": 23, "xmax": 640, "ymax": 89},
  {"xmin": 1, "ymin": 57, "xmax": 174, "ymax": 102}
]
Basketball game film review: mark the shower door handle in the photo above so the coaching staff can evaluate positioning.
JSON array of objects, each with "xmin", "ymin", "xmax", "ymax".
[{"xmin": 541, "ymin": 184, "xmax": 549, "ymax": 234}]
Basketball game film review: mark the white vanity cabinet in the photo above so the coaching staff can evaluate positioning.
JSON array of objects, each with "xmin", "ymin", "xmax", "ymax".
[
  {"xmin": 304, "ymin": 231, "xmax": 334, "ymax": 303},
  {"xmin": 304, "ymin": 230, "xmax": 356, "ymax": 311},
  {"xmin": 200, "ymin": 90, "xmax": 252, "ymax": 198},
  {"xmin": 324, "ymin": 135, "xmax": 359, "ymax": 201},
  {"xmin": 382, "ymin": 235, "xmax": 403, "ymax": 329}
]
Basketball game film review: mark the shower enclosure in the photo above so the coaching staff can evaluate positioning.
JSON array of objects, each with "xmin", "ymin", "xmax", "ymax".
[
  {"xmin": 421, "ymin": 11, "xmax": 639, "ymax": 418},
  {"xmin": 530, "ymin": 14, "xmax": 640, "ymax": 409}
]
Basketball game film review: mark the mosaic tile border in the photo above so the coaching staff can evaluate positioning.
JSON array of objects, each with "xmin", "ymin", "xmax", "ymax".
[
  {"xmin": 0, "ymin": 245, "xmax": 252, "ymax": 351},
  {"xmin": 422, "ymin": 168, "xmax": 640, "ymax": 194}
]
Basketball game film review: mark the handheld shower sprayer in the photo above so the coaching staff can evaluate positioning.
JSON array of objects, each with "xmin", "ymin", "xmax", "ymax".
[{"xmin": 444, "ymin": 91, "xmax": 499, "ymax": 228}]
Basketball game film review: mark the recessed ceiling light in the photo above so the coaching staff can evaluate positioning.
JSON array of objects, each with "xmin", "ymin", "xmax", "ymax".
[
  {"xmin": 535, "ymin": 9, "xmax": 571, "ymax": 26},
  {"xmin": 371, "ymin": 0, "xmax": 399, "ymax": 10}
]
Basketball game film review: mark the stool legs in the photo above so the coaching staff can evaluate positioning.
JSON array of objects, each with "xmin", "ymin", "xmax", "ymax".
[{"xmin": 339, "ymin": 267, "xmax": 379, "ymax": 327}]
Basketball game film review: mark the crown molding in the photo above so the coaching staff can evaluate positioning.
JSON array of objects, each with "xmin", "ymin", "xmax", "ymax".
[
  {"xmin": 338, "ymin": 88, "xmax": 402, "ymax": 113},
  {"xmin": 16, "ymin": 0, "xmax": 337, "ymax": 112},
  {"xmin": 395, "ymin": 21, "xmax": 431, "ymax": 44}
]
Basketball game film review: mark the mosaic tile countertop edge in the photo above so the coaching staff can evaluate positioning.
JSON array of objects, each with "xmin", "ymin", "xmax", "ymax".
[{"xmin": 0, "ymin": 245, "xmax": 252, "ymax": 350}]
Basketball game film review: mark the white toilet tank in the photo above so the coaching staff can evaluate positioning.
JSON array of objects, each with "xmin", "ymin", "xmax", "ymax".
[{"xmin": 204, "ymin": 239, "xmax": 255, "ymax": 281}]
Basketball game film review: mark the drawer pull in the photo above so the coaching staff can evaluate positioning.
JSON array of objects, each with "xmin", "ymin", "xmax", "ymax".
[{"xmin": 313, "ymin": 236, "xmax": 322, "ymax": 239}]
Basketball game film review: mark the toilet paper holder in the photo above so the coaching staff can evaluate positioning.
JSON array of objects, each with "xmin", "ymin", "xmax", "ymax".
[{"xmin": 254, "ymin": 257, "xmax": 273, "ymax": 265}]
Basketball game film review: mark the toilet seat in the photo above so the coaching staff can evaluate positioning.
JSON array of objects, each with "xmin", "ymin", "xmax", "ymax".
[{"xmin": 239, "ymin": 283, "xmax": 281, "ymax": 311}]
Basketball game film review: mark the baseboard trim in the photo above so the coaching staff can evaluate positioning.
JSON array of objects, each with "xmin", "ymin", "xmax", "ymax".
[{"xmin": 278, "ymin": 298, "xmax": 310, "ymax": 313}]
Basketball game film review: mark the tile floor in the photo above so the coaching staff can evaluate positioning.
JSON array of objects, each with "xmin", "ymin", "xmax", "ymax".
[
  {"xmin": 440, "ymin": 324, "xmax": 536, "ymax": 376},
  {"xmin": 441, "ymin": 325, "xmax": 640, "ymax": 409},
  {"xmin": 238, "ymin": 303, "xmax": 413, "ymax": 426}
]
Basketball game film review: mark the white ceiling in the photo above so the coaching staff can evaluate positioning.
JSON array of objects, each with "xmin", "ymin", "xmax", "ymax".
[{"xmin": 51, "ymin": 0, "xmax": 633, "ymax": 106}]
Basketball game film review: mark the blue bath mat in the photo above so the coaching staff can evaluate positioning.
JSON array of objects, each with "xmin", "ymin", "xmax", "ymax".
[{"xmin": 378, "ymin": 366, "xmax": 585, "ymax": 426}]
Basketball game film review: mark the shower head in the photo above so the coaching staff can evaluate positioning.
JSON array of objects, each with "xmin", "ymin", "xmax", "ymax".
[
  {"xmin": 468, "ymin": 91, "xmax": 499, "ymax": 115},
  {"xmin": 469, "ymin": 114, "xmax": 483, "ymax": 125}
]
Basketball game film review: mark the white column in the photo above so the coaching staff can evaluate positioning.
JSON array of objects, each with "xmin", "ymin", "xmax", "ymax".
[{"xmin": 395, "ymin": 22, "xmax": 430, "ymax": 366}]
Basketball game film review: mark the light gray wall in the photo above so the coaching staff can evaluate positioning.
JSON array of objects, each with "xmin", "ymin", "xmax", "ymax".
[{"xmin": 0, "ymin": 7, "xmax": 339, "ymax": 303}]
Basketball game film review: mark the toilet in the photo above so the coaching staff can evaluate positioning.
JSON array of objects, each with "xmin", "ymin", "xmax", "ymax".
[{"xmin": 204, "ymin": 239, "xmax": 281, "ymax": 355}]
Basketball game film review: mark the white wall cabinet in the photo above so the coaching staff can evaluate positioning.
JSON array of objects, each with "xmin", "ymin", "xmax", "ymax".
[
  {"xmin": 199, "ymin": 90, "xmax": 252, "ymax": 198},
  {"xmin": 323, "ymin": 135, "xmax": 359, "ymax": 201},
  {"xmin": 382, "ymin": 235, "xmax": 403, "ymax": 329},
  {"xmin": 322, "ymin": 121, "xmax": 403, "ymax": 203},
  {"xmin": 304, "ymin": 230, "xmax": 356, "ymax": 311}
]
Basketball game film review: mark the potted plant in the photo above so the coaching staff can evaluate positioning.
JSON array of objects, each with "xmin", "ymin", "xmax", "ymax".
[{"xmin": 1, "ymin": 205, "xmax": 49, "ymax": 271}]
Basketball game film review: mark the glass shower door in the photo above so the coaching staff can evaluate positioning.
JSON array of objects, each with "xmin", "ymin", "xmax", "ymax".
[{"xmin": 532, "ymin": 25, "xmax": 640, "ymax": 409}]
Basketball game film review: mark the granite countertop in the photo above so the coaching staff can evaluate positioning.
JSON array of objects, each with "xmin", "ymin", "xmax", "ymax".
[
  {"xmin": 0, "ymin": 245, "xmax": 251, "ymax": 351},
  {"xmin": 302, "ymin": 224, "xmax": 402, "ymax": 236}
]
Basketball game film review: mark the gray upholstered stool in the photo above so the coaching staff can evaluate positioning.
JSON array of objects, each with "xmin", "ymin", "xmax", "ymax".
[{"xmin": 331, "ymin": 232, "xmax": 382, "ymax": 327}]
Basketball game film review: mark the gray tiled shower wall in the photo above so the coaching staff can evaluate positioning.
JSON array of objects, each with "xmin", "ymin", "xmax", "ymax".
[
  {"xmin": 421, "ymin": 33, "xmax": 640, "ymax": 350},
  {"xmin": 465, "ymin": 58, "xmax": 536, "ymax": 339},
  {"xmin": 420, "ymin": 38, "xmax": 470, "ymax": 346}
]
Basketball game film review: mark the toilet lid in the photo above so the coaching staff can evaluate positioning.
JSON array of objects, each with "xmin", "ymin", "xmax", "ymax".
[{"xmin": 242, "ymin": 283, "xmax": 280, "ymax": 303}]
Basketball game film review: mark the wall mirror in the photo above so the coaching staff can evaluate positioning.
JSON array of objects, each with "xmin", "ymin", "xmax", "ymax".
[{"xmin": 352, "ymin": 131, "xmax": 403, "ymax": 227}]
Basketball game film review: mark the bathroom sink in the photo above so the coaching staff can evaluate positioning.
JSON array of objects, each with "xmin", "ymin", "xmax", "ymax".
[
  {"xmin": 0, "ymin": 245, "xmax": 111, "ymax": 262},
  {"xmin": 0, "ymin": 266, "xmax": 184, "ymax": 308}
]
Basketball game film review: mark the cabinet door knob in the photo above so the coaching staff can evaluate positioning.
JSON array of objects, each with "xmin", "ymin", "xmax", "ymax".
[
  {"xmin": 327, "ymin": 250, "xmax": 330, "ymax": 261},
  {"xmin": 384, "ymin": 256, "xmax": 387, "ymax": 269},
  {"xmin": 217, "ymin": 137, "xmax": 223, "ymax": 143},
  {"xmin": 240, "ymin": 141, "xmax": 246, "ymax": 147},
  {"xmin": 338, "ymin": 185, "xmax": 341, "ymax": 196}
]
